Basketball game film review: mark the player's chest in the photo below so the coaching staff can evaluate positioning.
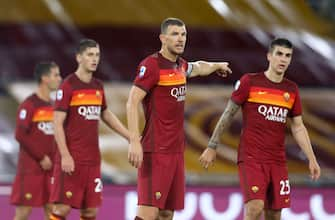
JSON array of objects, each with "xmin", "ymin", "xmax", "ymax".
[
  {"xmin": 32, "ymin": 106, "xmax": 54, "ymax": 135},
  {"xmin": 69, "ymin": 89, "xmax": 104, "ymax": 120}
]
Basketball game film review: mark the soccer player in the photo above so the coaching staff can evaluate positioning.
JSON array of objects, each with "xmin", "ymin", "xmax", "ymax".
[
  {"xmin": 127, "ymin": 17, "xmax": 232, "ymax": 220},
  {"xmin": 199, "ymin": 38, "xmax": 321, "ymax": 220},
  {"xmin": 11, "ymin": 61, "xmax": 62, "ymax": 220},
  {"xmin": 49, "ymin": 39, "xmax": 129, "ymax": 220}
]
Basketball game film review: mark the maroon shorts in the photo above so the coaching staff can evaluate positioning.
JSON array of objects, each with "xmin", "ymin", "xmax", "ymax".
[
  {"xmin": 238, "ymin": 162, "xmax": 291, "ymax": 209},
  {"xmin": 137, "ymin": 153, "xmax": 185, "ymax": 210},
  {"xmin": 49, "ymin": 164, "xmax": 102, "ymax": 209},
  {"xmin": 11, "ymin": 170, "xmax": 52, "ymax": 207}
]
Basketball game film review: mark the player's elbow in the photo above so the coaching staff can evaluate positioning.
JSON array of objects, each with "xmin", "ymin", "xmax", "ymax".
[
  {"xmin": 291, "ymin": 123, "xmax": 305, "ymax": 135},
  {"xmin": 126, "ymin": 96, "xmax": 138, "ymax": 113}
]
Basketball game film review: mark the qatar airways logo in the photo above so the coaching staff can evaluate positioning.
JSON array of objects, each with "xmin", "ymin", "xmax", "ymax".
[
  {"xmin": 258, "ymin": 105, "xmax": 288, "ymax": 123},
  {"xmin": 37, "ymin": 122, "xmax": 54, "ymax": 135},
  {"xmin": 170, "ymin": 85, "xmax": 186, "ymax": 102},
  {"xmin": 78, "ymin": 106, "xmax": 101, "ymax": 120}
]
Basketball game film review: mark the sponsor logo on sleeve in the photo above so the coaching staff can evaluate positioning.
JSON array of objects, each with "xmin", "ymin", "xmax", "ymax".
[
  {"xmin": 139, "ymin": 66, "xmax": 146, "ymax": 78},
  {"xmin": 19, "ymin": 109, "xmax": 27, "ymax": 119},
  {"xmin": 56, "ymin": 89, "xmax": 63, "ymax": 100}
]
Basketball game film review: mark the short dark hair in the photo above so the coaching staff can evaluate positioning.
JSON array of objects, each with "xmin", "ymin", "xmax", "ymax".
[
  {"xmin": 76, "ymin": 39, "xmax": 99, "ymax": 54},
  {"xmin": 34, "ymin": 61, "xmax": 58, "ymax": 84},
  {"xmin": 269, "ymin": 38, "xmax": 293, "ymax": 53},
  {"xmin": 161, "ymin": 18, "xmax": 185, "ymax": 34}
]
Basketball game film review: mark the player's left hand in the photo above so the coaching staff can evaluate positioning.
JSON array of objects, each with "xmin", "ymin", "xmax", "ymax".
[
  {"xmin": 199, "ymin": 148, "xmax": 217, "ymax": 169},
  {"xmin": 309, "ymin": 159, "xmax": 321, "ymax": 181},
  {"xmin": 215, "ymin": 62, "xmax": 232, "ymax": 77}
]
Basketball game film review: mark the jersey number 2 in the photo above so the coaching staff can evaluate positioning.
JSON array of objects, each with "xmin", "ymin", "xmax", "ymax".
[
  {"xmin": 279, "ymin": 180, "xmax": 290, "ymax": 195},
  {"xmin": 94, "ymin": 178, "xmax": 103, "ymax": 193}
]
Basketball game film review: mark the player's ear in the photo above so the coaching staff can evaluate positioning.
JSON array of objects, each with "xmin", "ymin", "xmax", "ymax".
[
  {"xmin": 266, "ymin": 52, "xmax": 271, "ymax": 62},
  {"xmin": 41, "ymin": 73, "xmax": 49, "ymax": 84},
  {"xmin": 159, "ymin": 34, "xmax": 166, "ymax": 45},
  {"xmin": 76, "ymin": 53, "xmax": 82, "ymax": 64}
]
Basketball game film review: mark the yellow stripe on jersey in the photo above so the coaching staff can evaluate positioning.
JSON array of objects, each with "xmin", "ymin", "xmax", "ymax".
[
  {"xmin": 158, "ymin": 72, "xmax": 186, "ymax": 86},
  {"xmin": 70, "ymin": 89, "xmax": 103, "ymax": 106},
  {"xmin": 248, "ymin": 91, "xmax": 295, "ymax": 109},
  {"xmin": 32, "ymin": 107, "xmax": 53, "ymax": 122}
]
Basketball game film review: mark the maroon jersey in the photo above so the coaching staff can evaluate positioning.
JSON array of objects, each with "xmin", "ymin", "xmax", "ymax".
[
  {"xmin": 134, "ymin": 52, "xmax": 192, "ymax": 153},
  {"xmin": 54, "ymin": 73, "xmax": 107, "ymax": 165},
  {"xmin": 231, "ymin": 72, "xmax": 302, "ymax": 164},
  {"xmin": 15, "ymin": 94, "xmax": 54, "ymax": 174}
]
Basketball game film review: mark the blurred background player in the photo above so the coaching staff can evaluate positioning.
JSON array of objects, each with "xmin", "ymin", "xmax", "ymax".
[
  {"xmin": 199, "ymin": 38, "xmax": 321, "ymax": 220},
  {"xmin": 49, "ymin": 39, "xmax": 129, "ymax": 220},
  {"xmin": 127, "ymin": 17, "xmax": 232, "ymax": 220},
  {"xmin": 10, "ymin": 62, "xmax": 62, "ymax": 220}
]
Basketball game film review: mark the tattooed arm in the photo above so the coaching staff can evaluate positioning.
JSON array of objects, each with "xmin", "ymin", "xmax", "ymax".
[
  {"xmin": 199, "ymin": 99, "xmax": 240, "ymax": 168},
  {"xmin": 208, "ymin": 100, "xmax": 240, "ymax": 149}
]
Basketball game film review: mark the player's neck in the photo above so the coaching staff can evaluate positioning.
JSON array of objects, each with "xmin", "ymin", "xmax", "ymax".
[
  {"xmin": 159, "ymin": 49, "xmax": 178, "ymax": 62},
  {"xmin": 36, "ymin": 85, "xmax": 51, "ymax": 102},
  {"xmin": 264, "ymin": 69, "xmax": 284, "ymax": 83},
  {"xmin": 75, "ymin": 69, "xmax": 93, "ymax": 83}
]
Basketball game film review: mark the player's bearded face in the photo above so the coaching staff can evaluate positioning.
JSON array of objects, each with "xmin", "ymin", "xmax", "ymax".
[
  {"xmin": 268, "ymin": 46, "xmax": 292, "ymax": 75},
  {"xmin": 77, "ymin": 47, "xmax": 100, "ymax": 73},
  {"xmin": 164, "ymin": 25, "xmax": 187, "ymax": 55}
]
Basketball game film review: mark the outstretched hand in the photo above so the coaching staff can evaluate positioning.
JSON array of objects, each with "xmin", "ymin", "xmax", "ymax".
[{"xmin": 215, "ymin": 62, "xmax": 232, "ymax": 77}]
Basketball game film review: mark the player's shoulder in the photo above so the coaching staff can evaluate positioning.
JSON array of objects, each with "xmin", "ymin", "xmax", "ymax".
[
  {"xmin": 23, "ymin": 94, "xmax": 37, "ymax": 105},
  {"xmin": 60, "ymin": 73, "xmax": 76, "ymax": 87},
  {"xmin": 237, "ymin": 72, "xmax": 257, "ymax": 82},
  {"xmin": 139, "ymin": 52, "xmax": 160, "ymax": 67},
  {"xmin": 244, "ymin": 72, "xmax": 262, "ymax": 79},
  {"xmin": 282, "ymin": 77, "xmax": 298, "ymax": 86},
  {"xmin": 178, "ymin": 56, "xmax": 188, "ymax": 64},
  {"xmin": 19, "ymin": 94, "xmax": 36, "ymax": 109},
  {"xmin": 282, "ymin": 77, "xmax": 299, "ymax": 90},
  {"xmin": 91, "ymin": 77, "xmax": 104, "ymax": 88}
]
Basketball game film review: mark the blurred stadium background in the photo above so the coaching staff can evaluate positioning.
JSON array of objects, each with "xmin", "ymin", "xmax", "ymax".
[{"xmin": 0, "ymin": 0, "xmax": 334, "ymax": 219}]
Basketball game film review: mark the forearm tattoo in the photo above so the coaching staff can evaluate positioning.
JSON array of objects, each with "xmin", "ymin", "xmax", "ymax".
[{"xmin": 208, "ymin": 100, "xmax": 240, "ymax": 149}]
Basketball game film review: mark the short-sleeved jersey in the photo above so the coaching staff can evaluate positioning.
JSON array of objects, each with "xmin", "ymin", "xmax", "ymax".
[
  {"xmin": 54, "ymin": 73, "xmax": 107, "ymax": 165},
  {"xmin": 134, "ymin": 52, "xmax": 192, "ymax": 153},
  {"xmin": 15, "ymin": 94, "xmax": 55, "ymax": 174},
  {"xmin": 231, "ymin": 72, "xmax": 302, "ymax": 164}
]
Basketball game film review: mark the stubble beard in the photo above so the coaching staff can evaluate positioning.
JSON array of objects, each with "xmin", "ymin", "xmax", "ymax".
[{"xmin": 168, "ymin": 46, "xmax": 184, "ymax": 57}]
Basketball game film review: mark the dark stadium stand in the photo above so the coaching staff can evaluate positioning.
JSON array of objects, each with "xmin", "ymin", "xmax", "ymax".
[{"xmin": 0, "ymin": 0, "xmax": 334, "ymax": 86}]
